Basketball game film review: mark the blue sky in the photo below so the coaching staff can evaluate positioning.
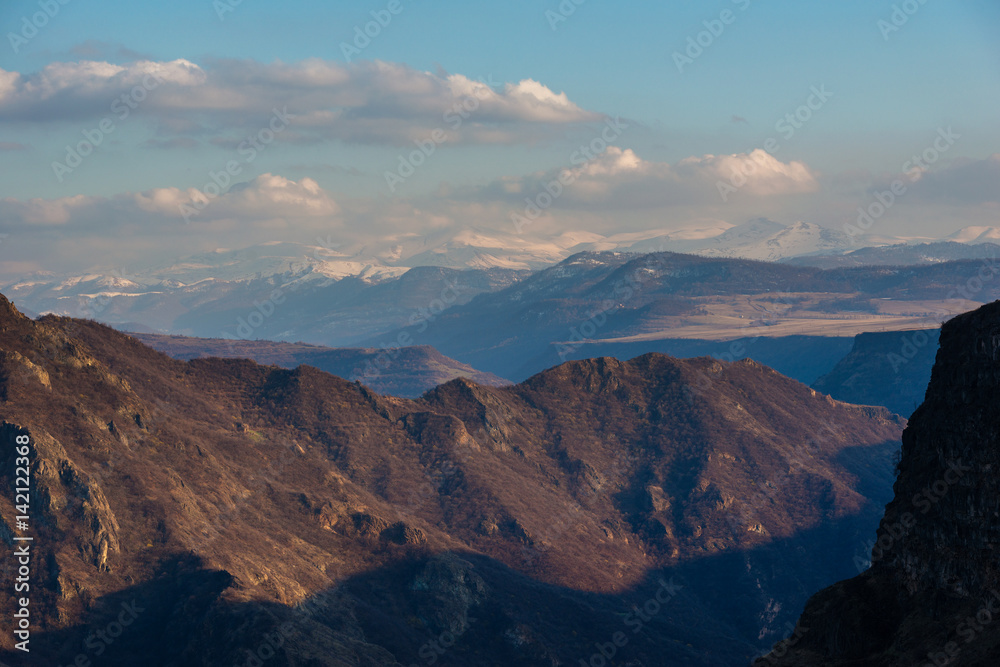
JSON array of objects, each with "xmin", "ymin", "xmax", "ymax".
[{"xmin": 0, "ymin": 0, "xmax": 997, "ymax": 276}]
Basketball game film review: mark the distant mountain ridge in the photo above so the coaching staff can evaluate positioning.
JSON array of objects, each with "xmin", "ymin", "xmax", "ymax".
[
  {"xmin": 812, "ymin": 329, "xmax": 940, "ymax": 417},
  {"xmin": 5, "ymin": 218, "xmax": 970, "ymax": 319},
  {"xmin": 366, "ymin": 251, "xmax": 1000, "ymax": 381},
  {"xmin": 784, "ymin": 241, "xmax": 1000, "ymax": 269},
  {"xmin": 129, "ymin": 333, "xmax": 510, "ymax": 398}
]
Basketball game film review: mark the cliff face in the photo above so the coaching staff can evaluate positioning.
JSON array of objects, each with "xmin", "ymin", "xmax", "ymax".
[
  {"xmin": 0, "ymin": 294, "xmax": 905, "ymax": 666},
  {"xmin": 762, "ymin": 300, "xmax": 1000, "ymax": 666},
  {"xmin": 812, "ymin": 329, "xmax": 939, "ymax": 417}
]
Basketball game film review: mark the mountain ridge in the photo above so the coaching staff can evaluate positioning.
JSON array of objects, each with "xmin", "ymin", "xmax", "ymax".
[{"xmin": 0, "ymin": 291, "xmax": 904, "ymax": 665}]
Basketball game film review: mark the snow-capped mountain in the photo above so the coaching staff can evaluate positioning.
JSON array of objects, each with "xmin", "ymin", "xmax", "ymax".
[
  {"xmin": 695, "ymin": 220, "xmax": 856, "ymax": 262},
  {"xmin": 946, "ymin": 226, "xmax": 1000, "ymax": 244},
  {"xmin": 5, "ymin": 218, "xmax": 977, "ymax": 331}
]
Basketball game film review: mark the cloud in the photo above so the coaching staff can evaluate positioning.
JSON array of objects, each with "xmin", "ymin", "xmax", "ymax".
[
  {"xmin": 0, "ymin": 142, "xmax": 27, "ymax": 151},
  {"xmin": 0, "ymin": 59, "xmax": 206, "ymax": 121},
  {"xmin": 0, "ymin": 58, "xmax": 603, "ymax": 146},
  {"xmin": 0, "ymin": 174, "xmax": 340, "ymax": 232},
  {"xmin": 472, "ymin": 147, "xmax": 819, "ymax": 210}
]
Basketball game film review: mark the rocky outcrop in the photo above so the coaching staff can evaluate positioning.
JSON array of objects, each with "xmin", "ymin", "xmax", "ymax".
[{"xmin": 762, "ymin": 300, "xmax": 1000, "ymax": 666}]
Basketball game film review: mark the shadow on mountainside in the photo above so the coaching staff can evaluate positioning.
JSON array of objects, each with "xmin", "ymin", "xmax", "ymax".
[{"xmin": 1, "ymin": 497, "xmax": 904, "ymax": 667}]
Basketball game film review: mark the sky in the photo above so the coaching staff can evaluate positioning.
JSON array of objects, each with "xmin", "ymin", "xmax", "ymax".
[{"xmin": 0, "ymin": 0, "xmax": 998, "ymax": 277}]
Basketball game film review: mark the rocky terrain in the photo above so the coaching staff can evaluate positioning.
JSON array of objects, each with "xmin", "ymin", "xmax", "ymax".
[
  {"xmin": 761, "ymin": 300, "xmax": 1000, "ymax": 665},
  {"xmin": 0, "ymin": 293, "xmax": 904, "ymax": 665}
]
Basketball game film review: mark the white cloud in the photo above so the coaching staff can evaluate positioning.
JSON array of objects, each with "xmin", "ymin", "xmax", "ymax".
[
  {"xmin": 475, "ymin": 147, "xmax": 819, "ymax": 209},
  {"xmin": 2, "ymin": 174, "xmax": 340, "ymax": 230},
  {"xmin": 0, "ymin": 58, "xmax": 602, "ymax": 145}
]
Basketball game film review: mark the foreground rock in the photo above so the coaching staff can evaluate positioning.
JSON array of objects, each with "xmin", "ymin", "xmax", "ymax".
[{"xmin": 761, "ymin": 300, "xmax": 1000, "ymax": 666}]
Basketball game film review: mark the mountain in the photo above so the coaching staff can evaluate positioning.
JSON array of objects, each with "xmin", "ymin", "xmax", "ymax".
[
  {"xmin": 946, "ymin": 226, "xmax": 1000, "ymax": 245},
  {"xmin": 783, "ymin": 242, "xmax": 1000, "ymax": 269},
  {"xmin": 554, "ymin": 334, "xmax": 856, "ymax": 386},
  {"xmin": 1, "ymin": 220, "xmax": 903, "ymax": 330},
  {"xmin": 0, "ymin": 293, "xmax": 904, "ymax": 665},
  {"xmin": 696, "ymin": 220, "xmax": 856, "ymax": 262},
  {"xmin": 366, "ymin": 251, "xmax": 1000, "ymax": 382},
  {"xmin": 812, "ymin": 329, "xmax": 940, "ymax": 417},
  {"xmin": 8, "ymin": 263, "xmax": 527, "ymax": 346},
  {"xmin": 130, "ymin": 333, "xmax": 510, "ymax": 398},
  {"xmin": 761, "ymin": 300, "xmax": 1000, "ymax": 666}
]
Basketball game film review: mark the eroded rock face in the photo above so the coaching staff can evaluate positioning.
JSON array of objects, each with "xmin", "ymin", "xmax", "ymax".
[
  {"xmin": 0, "ymin": 293, "xmax": 905, "ymax": 666},
  {"xmin": 762, "ymin": 300, "xmax": 1000, "ymax": 666}
]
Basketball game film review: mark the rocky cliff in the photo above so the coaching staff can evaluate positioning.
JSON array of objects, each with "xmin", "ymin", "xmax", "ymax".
[
  {"xmin": 760, "ymin": 300, "xmax": 1000, "ymax": 666},
  {"xmin": 812, "ymin": 328, "xmax": 940, "ymax": 417}
]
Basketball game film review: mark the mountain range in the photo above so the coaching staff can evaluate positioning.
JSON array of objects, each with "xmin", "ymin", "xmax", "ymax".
[
  {"xmin": 10, "ymin": 220, "xmax": 1000, "ymax": 327},
  {"xmin": 365, "ymin": 251, "xmax": 1000, "ymax": 382},
  {"xmin": 0, "ymin": 292, "xmax": 903, "ymax": 665}
]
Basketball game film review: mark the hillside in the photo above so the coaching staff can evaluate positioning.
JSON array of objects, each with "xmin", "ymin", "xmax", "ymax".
[
  {"xmin": 128, "ymin": 333, "xmax": 510, "ymax": 398},
  {"xmin": 0, "ymin": 293, "xmax": 904, "ymax": 665}
]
